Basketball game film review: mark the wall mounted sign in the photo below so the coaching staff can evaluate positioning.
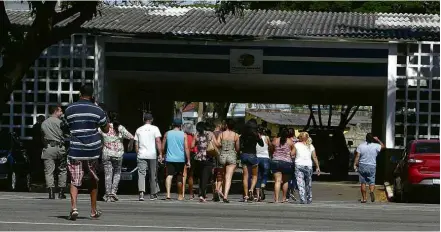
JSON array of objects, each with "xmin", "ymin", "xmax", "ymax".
[{"xmin": 230, "ymin": 49, "xmax": 263, "ymax": 74}]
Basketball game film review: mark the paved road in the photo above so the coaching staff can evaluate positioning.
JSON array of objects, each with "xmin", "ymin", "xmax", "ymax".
[{"xmin": 0, "ymin": 192, "xmax": 438, "ymax": 231}]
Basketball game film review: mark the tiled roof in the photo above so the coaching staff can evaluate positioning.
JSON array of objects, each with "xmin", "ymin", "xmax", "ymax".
[
  {"xmin": 6, "ymin": 6, "xmax": 440, "ymax": 41},
  {"xmin": 246, "ymin": 110, "xmax": 371, "ymax": 126}
]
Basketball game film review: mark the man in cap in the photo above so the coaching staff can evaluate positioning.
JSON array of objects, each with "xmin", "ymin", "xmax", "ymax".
[
  {"xmin": 162, "ymin": 118, "xmax": 190, "ymax": 200},
  {"xmin": 134, "ymin": 113, "xmax": 162, "ymax": 201},
  {"xmin": 41, "ymin": 105, "xmax": 67, "ymax": 199}
]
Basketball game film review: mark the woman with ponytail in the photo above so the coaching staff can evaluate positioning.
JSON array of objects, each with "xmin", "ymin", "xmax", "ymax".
[
  {"xmin": 293, "ymin": 132, "xmax": 320, "ymax": 204},
  {"xmin": 100, "ymin": 111, "xmax": 134, "ymax": 202}
]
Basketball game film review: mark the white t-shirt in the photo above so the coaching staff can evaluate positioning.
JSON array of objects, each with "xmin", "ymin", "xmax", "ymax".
[
  {"xmin": 134, "ymin": 124, "xmax": 161, "ymax": 159},
  {"xmin": 256, "ymin": 135, "xmax": 270, "ymax": 159},
  {"xmin": 294, "ymin": 142, "xmax": 315, "ymax": 167}
]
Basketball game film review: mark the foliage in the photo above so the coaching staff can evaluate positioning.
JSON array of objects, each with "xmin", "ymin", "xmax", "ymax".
[
  {"xmin": 215, "ymin": 1, "xmax": 440, "ymax": 20},
  {"xmin": 0, "ymin": 1, "xmax": 102, "ymax": 118}
]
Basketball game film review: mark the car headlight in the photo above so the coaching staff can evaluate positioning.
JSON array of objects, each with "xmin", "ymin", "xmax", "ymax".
[{"xmin": 0, "ymin": 157, "xmax": 7, "ymax": 164}]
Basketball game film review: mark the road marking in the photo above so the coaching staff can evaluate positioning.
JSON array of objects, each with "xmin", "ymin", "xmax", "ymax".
[{"xmin": 0, "ymin": 221, "xmax": 253, "ymax": 231}]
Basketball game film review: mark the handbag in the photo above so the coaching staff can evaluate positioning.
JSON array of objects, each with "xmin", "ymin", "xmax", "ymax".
[{"xmin": 206, "ymin": 133, "xmax": 219, "ymax": 157}]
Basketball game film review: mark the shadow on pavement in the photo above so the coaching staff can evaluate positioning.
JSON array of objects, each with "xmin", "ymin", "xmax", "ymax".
[{"xmin": 54, "ymin": 216, "xmax": 89, "ymax": 220}]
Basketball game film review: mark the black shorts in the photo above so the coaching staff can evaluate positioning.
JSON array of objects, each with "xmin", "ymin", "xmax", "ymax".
[{"xmin": 166, "ymin": 162, "xmax": 185, "ymax": 177}]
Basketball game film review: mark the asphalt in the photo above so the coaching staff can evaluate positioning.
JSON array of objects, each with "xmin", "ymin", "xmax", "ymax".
[{"xmin": 0, "ymin": 191, "xmax": 438, "ymax": 231}]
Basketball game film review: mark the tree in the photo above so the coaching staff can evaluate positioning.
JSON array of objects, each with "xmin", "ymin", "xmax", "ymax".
[
  {"xmin": 216, "ymin": 1, "xmax": 440, "ymax": 16},
  {"xmin": 1, "ymin": 1, "xmax": 102, "ymax": 118}
]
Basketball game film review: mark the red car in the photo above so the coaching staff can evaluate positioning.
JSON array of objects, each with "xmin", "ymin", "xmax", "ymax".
[{"xmin": 393, "ymin": 140, "xmax": 440, "ymax": 202}]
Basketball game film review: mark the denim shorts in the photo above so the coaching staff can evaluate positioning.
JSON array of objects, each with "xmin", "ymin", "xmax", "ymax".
[
  {"xmin": 241, "ymin": 153, "xmax": 258, "ymax": 166},
  {"xmin": 358, "ymin": 164, "xmax": 376, "ymax": 185},
  {"xmin": 270, "ymin": 160, "xmax": 293, "ymax": 175}
]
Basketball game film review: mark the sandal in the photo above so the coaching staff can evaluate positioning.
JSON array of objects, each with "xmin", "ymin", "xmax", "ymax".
[
  {"xmin": 199, "ymin": 197, "xmax": 206, "ymax": 203},
  {"xmin": 90, "ymin": 209, "xmax": 102, "ymax": 219},
  {"xmin": 223, "ymin": 198, "xmax": 230, "ymax": 203},
  {"xmin": 189, "ymin": 194, "xmax": 195, "ymax": 200},
  {"xmin": 248, "ymin": 190, "xmax": 254, "ymax": 201},
  {"xmin": 217, "ymin": 191, "xmax": 225, "ymax": 200},
  {"xmin": 68, "ymin": 209, "xmax": 79, "ymax": 221}
]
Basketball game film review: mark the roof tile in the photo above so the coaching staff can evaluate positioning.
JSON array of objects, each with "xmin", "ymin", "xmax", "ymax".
[{"xmin": 6, "ymin": 6, "xmax": 440, "ymax": 41}]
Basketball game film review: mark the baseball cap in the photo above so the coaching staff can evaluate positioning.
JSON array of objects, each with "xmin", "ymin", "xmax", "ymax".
[{"xmin": 143, "ymin": 113, "xmax": 153, "ymax": 121}]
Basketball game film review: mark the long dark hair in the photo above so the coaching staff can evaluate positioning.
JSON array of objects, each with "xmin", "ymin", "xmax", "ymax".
[
  {"xmin": 109, "ymin": 111, "xmax": 121, "ymax": 135},
  {"xmin": 243, "ymin": 119, "xmax": 258, "ymax": 137},
  {"xmin": 279, "ymin": 127, "xmax": 289, "ymax": 146},
  {"xmin": 196, "ymin": 122, "xmax": 205, "ymax": 136},
  {"xmin": 226, "ymin": 119, "xmax": 235, "ymax": 131}
]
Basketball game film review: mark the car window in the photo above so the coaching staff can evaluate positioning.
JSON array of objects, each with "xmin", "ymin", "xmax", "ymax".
[{"xmin": 415, "ymin": 142, "xmax": 440, "ymax": 154}]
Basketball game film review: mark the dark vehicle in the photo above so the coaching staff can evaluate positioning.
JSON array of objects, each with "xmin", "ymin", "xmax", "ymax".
[
  {"xmin": 96, "ymin": 152, "xmax": 138, "ymax": 200},
  {"xmin": 96, "ymin": 151, "xmax": 166, "ymax": 200},
  {"xmin": 392, "ymin": 140, "xmax": 440, "ymax": 202},
  {"xmin": 308, "ymin": 128, "xmax": 350, "ymax": 179},
  {"xmin": 0, "ymin": 130, "xmax": 31, "ymax": 191}
]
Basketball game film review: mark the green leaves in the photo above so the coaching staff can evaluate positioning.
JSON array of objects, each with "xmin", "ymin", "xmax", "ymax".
[{"xmin": 215, "ymin": 1, "xmax": 245, "ymax": 23}]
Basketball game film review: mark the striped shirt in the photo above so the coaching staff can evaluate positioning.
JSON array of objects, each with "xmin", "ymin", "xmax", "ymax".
[{"xmin": 65, "ymin": 99, "xmax": 107, "ymax": 160}]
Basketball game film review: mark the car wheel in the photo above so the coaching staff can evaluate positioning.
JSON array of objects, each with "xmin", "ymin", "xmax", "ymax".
[
  {"xmin": 8, "ymin": 171, "xmax": 16, "ymax": 191},
  {"xmin": 23, "ymin": 173, "xmax": 31, "ymax": 192},
  {"xmin": 393, "ymin": 177, "xmax": 403, "ymax": 202}
]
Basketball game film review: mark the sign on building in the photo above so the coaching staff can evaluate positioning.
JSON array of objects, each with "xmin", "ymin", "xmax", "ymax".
[{"xmin": 230, "ymin": 49, "xmax": 263, "ymax": 74}]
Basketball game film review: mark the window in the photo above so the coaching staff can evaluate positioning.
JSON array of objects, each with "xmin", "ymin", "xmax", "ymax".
[{"xmin": 415, "ymin": 142, "xmax": 440, "ymax": 154}]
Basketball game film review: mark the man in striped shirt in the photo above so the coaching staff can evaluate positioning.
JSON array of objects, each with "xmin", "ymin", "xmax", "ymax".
[{"xmin": 64, "ymin": 84, "xmax": 109, "ymax": 220}]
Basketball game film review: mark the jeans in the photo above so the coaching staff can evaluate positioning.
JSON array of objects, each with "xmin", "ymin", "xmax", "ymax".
[
  {"xmin": 102, "ymin": 154, "xmax": 122, "ymax": 196},
  {"xmin": 256, "ymin": 158, "xmax": 270, "ymax": 188},
  {"xmin": 193, "ymin": 160, "xmax": 213, "ymax": 198},
  {"xmin": 295, "ymin": 165, "xmax": 313, "ymax": 204},
  {"xmin": 138, "ymin": 159, "xmax": 160, "ymax": 194},
  {"xmin": 289, "ymin": 165, "xmax": 298, "ymax": 191}
]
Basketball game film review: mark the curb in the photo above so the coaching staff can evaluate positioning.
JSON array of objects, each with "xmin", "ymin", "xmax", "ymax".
[{"xmin": 384, "ymin": 182, "xmax": 394, "ymax": 202}]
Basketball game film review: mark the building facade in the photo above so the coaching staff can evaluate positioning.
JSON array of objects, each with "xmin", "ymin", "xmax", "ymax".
[{"xmin": 2, "ymin": 6, "xmax": 440, "ymax": 151}]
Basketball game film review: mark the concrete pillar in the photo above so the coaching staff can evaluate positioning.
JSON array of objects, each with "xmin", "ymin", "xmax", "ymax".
[
  {"xmin": 385, "ymin": 42, "xmax": 398, "ymax": 148},
  {"xmin": 373, "ymin": 100, "xmax": 387, "ymax": 184},
  {"xmin": 94, "ymin": 36, "xmax": 105, "ymax": 103}
]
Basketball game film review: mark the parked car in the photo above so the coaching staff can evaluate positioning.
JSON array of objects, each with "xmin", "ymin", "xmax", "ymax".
[
  {"xmin": 0, "ymin": 130, "xmax": 31, "ymax": 191},
  {"xmin": 392, "ymin": 139, "xmax": 440, "ymax": 202}
]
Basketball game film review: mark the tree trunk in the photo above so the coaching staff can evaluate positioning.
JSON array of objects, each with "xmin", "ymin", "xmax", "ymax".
[
  {"xmin": 318, "ymin": 104, "xmax": 323, "ymax": 128},
  {"xmin": 327, "ymin": 104, "xmax": 333, "ymax": 128},
  {"xmin": 0, "ymin": 49, "xmax": 43, "ymax": 120},
  {"xmin": 197, "ymin": 102, "xmax": 204, "ymax": 122},
  {"xmin": 344, "ymin": 106, "xmax": 360, "ymax": 127},
  {"xmin": 214, "ymin": 102, "xmax": 230, "ymax": 122},
  {"xmin": 308, "ymin": 104, "xmax": 317, "ymax": 127}
]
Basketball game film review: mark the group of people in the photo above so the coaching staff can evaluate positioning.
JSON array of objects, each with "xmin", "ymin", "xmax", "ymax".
[
  {"xmin": 36, "ymin": 83, "xmax": 385, "ymax": 220},
  {"xmin": 116, "ymin": 113, "xmax": 321, "ymax": 204}
]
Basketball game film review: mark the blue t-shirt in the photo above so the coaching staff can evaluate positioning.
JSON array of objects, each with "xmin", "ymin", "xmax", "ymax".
[
  {"xmin": 356, "ymin": 142, "xmax": 382, "ymax": 166},
  {"xmin": 165, "ymin": 130, "xmax": 185, "ymax": 163},
  {"xmin": 65, "ymin": 99, "xmax": 107, "ymax": 160}
]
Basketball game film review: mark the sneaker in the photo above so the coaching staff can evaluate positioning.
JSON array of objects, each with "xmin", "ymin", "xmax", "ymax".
[
  {"xmin": 289, "ymin": 190, "xmax": 297, "ymax": 201},
  {"xmin": 112, "ymin": 194, "xmax": 119, "ymax": 202},
  {"xmin": 261, "ymin": 188, "xmax": 266, "ymax": 201},
  {"xmin": 139, "ymin": 192, "xmax": 145, "ymax": 201},
  {"xmin": 68, "ymin": 209, "xmax": 78, "ymax": 221},
  {"xmin": 150, "ymin": 194, "xmax": 158, "ymax": 201}
]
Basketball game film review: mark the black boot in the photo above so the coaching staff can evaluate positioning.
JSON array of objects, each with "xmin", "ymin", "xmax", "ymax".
[
  {"xmin": 58, "ymin": 188, "xmax": 66, "ymax": 199},
  {"xmin": 48, "ymin": 188, "xmax": 55, "ymax": 199}
]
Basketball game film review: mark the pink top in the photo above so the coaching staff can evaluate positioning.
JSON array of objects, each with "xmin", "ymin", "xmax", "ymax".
[{"xmin": 272, "ymin": 142, "xmax": 292, "ymax": 163}]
